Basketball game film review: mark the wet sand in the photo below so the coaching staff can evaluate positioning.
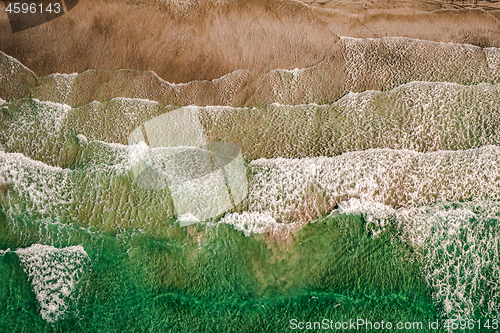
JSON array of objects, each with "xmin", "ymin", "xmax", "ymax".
[{"xmin": 301, "ymin": 0, "xmax": 500, "ymax": 13}]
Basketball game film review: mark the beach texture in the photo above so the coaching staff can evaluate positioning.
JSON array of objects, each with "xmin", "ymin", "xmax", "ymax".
[{"xmin": 1, "ymin": 0, "xmax": 500, "ymax": 331}]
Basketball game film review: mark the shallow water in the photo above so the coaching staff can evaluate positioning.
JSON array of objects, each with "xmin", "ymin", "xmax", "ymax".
[
  {"xmin": 0, "ymin": 208, "xmax": 441, "ymax": 332},
  {"xmin": 1, "ymin": 35, "xmax": 500, "ymax": 332}
]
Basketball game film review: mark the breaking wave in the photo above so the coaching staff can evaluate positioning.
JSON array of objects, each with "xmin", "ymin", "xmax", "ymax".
[{"xmin": 1, "ymin": 34, "xmax": 500, "ymax": 327}]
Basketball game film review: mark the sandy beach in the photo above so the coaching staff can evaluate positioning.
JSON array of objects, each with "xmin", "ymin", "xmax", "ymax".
[{"xmin": 1, "ymin": 0, "xmax": 499, "ymax": 83}]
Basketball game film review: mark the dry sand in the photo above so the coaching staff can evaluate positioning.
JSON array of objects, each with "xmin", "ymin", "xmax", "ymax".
[
  {"xmin": 302, "ymin": 0, "xmax": 500, "ymax": 14},
  {"xmin": 0, "ymin": 0, "xmax": 499, "ymax": 83}
]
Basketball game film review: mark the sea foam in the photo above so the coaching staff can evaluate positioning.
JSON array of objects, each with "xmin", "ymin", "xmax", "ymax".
[{"xmin": 15, "ymin": 244, "xmax": 90, "ymax": 322}]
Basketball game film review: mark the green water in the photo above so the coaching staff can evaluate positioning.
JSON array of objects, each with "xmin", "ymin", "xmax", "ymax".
[{"xmin": 0, "ymin": 209, "xmax": 446, "ymax": 332}]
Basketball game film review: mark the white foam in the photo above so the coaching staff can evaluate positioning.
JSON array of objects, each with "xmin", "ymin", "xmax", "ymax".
[
  {"xmin": 341, "ymin": 36, "xmax": 495, "ymax": 96},
  {"xmin": 178, "ymin": 212, "xmax": 200, "ymax": 222},
  {"xmin": 219, "ymin": 211, "xmax": 285, "ymax": 236},
  {"xmin": 337, "ymin": 198, "xmax": 396, "ymax": 217},
  {"xmin": 76, "ymin": 134, "xmax": 88, "ymax": 146},
  {"xmin": 49, "ymin": 73, "xmax": 78, "ymax": 104},
  {"xmin": 0, "ymin": 51, "xmax": 36, "ymax": 76},
  {"xmin": 0, "ymin": 150, "xmax": 70, "ymax": 215},
  {"xmin": 15, "ymin": 244, "xmax": 89, "ymax": 322},
  {"xmin": 110, "ymin": 97, "xmax": 160, "ymax": 105},
  {"xmin": 273, "ymin": 68, "xmax": 302, "ymax": 76},
  {"xmin": 396, "ymin": 201, "xmax": 500, "ymax": 320},
  {"xmin": 178, "ymin": 213, "xmax": 201, "ymax": 227},
  {"xmin": 0, "ymin": 99, "xmax": 72, "ymax": 165},
  {"xmin": 129, "ymin": 141, "xmax": 150, "ymax": 166},
  {"xmin": 248, "ymin": 146, "xmax": 500, "ymax": 222},
  {"xmin": 2, "ymin": 144, "xmax": 500, "ymax": 230}
]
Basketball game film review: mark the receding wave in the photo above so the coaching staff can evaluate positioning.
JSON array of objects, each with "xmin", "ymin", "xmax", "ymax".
[
  {"xmin": 2, "ymin": 36, "xmax": 500, "ymax": 107},
  {"xmin": 1, "ymin": 145, "xmax": 499, "ymax": 230},
  {"xmin": 2, "ymin": 30, "xmax": 500, "ymax": 329},
  {"xmin": 2, "ymin": 81, "xmax": 500, "ymax": 167}
]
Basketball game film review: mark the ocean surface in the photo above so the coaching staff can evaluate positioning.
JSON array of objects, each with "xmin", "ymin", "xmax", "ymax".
[{"xmin": 1, "ymin": 34, "xmax": 500, "ymax": 332}]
